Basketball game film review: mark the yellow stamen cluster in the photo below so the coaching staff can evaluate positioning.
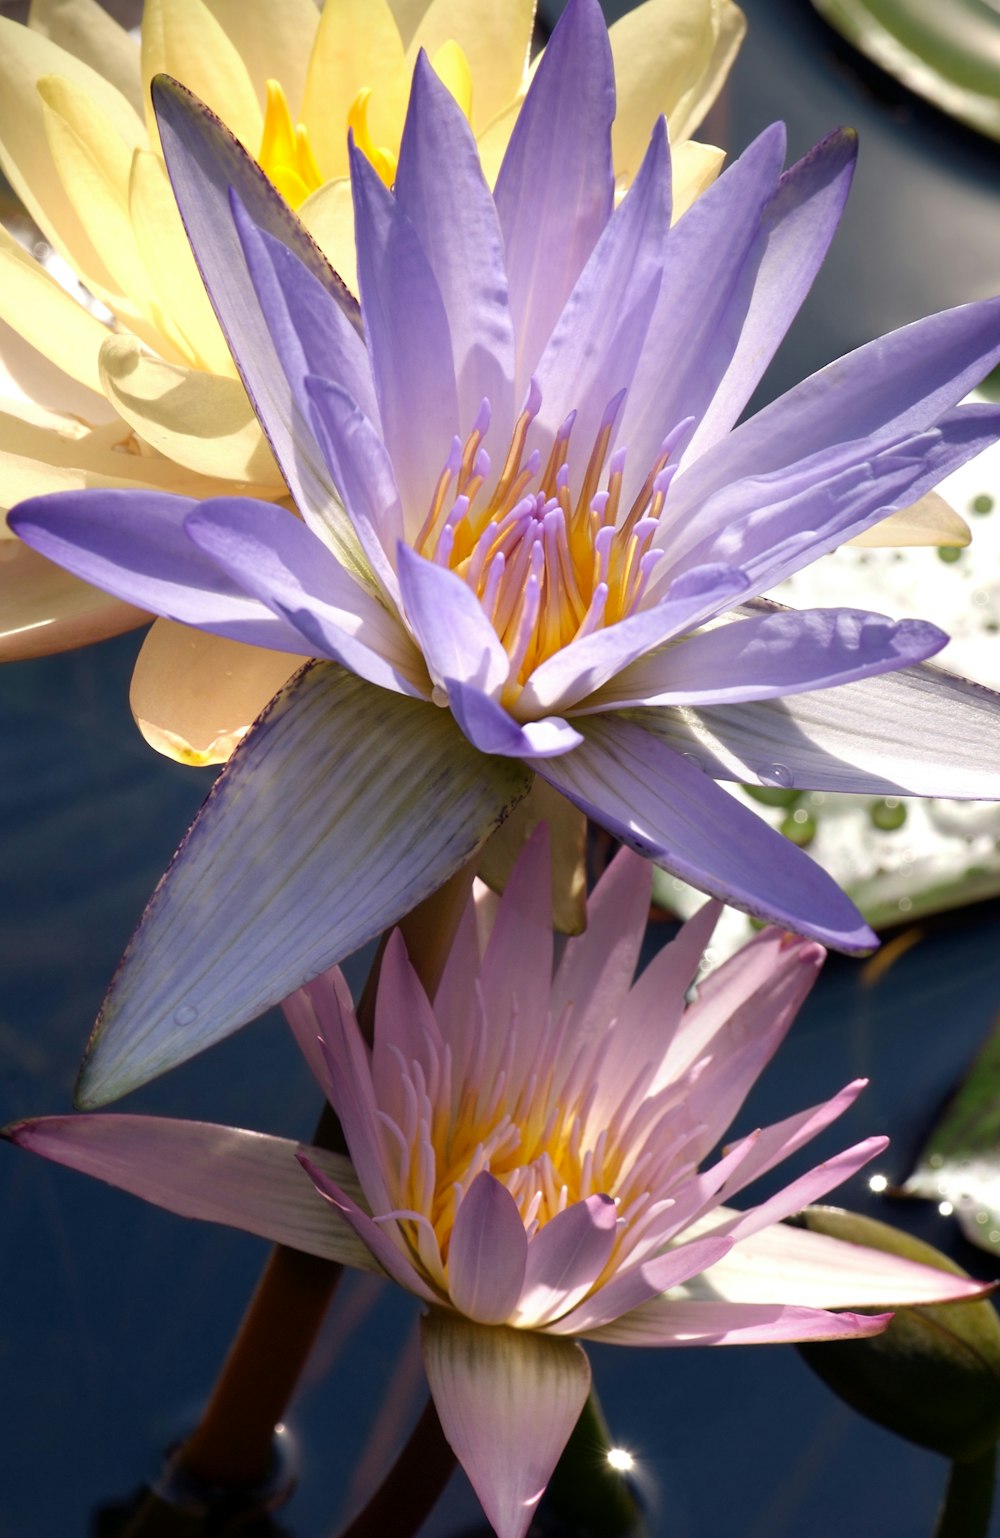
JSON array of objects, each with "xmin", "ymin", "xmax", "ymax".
[{"xmin": 258, "ymin": 80, "xmax": 323, "ymax": 209}]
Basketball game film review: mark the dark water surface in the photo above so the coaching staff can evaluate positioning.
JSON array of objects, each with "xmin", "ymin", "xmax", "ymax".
[{"xmin": 4, "ymin": 1, "xmax": 1000, "ymax": 1533}]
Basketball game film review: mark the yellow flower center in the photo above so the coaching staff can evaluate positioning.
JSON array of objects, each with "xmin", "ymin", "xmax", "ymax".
[
  {"xmin": 377, "ymin": 1015, "xmax": 672, "ymax": 1307},
  {"xmin": 415, "ymin": 387, "xmax": 678, "ymax": 708},
  {"xmin": 258, "ymin": 79, "xmax": 323, "ymax": 209}
]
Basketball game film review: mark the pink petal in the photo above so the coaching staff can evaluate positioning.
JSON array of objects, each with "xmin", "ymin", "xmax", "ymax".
[
  {"xmin": 515, "ymin": 1194, "xmax": 619, "ymax": 1327},
  {"xmin": 298, "ymin": 1152, "xmax": 439, "ymax": 1303},
  {"xmin": 548, "ymin": 1232, "xmax": 734, "ymax": 1334},
  {"xmin": 585, "ymin": 1299, "xmax": 892, "ymax": 1347},
  {"xmin": 549, "ymin": 843, "xmax": 652, "ymax": 1065},
  {"xmin": 448, "ymin": 1172, "xmax": 528, "ymax": 1324},
  {"xmin": 712, "ymin": 1078, "xmax": 869, "ymax": 1207},
  {"xmin": 715, "ymin": 1136, "xmax": 890, "ymax": 1245},
  {"xmin": 7, "ymin": 1115, "xmax": 372, "ymax": 1267},
  {"xmin": 421, "ymin": 1310, "xmax": 591, "ymax": 1538},
  {"xmin": 281, "ymin": 971, "xmax": 348, "ymax": 1103},
  {"xmin": 371, "ymin": 929, "xmax": 445, "ymax": 1128},
  {"xmin": 476, "ymin": 824, "xmax": 554, "ymax": 1091},
  {"xmin": 304, "ymin": 982, "xmax": 395, "ymax": 1215},
  {"xmin": 696, "ymin": 1222, "xmax": 992, "ymax": 1308}
]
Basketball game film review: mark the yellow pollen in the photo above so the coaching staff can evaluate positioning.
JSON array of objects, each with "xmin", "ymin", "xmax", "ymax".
[
  {"xmin": 415, "ymin": 393, "xmax": 673, "ymax": 707},
  {"xmin": 259, "ymin": 80, "xmax": 323, "ymax": 209}
]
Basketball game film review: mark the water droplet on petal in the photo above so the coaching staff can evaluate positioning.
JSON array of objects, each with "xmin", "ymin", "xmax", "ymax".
[
  {"xmin": 681, "ymin": 751, "xmax": 703, "ymax": 772},
  {"xmin": 174, "ymin": 1004, "xmax": 198, "ymax": 1027},
  {"xmin": 756, "ymin": 763, "xmax": 794, "ymax": 789}
]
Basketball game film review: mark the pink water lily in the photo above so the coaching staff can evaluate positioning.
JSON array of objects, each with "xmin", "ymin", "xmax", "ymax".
[{"xmin": 7, "ymin": 830, "xmax": 988, "ymax": 1538}]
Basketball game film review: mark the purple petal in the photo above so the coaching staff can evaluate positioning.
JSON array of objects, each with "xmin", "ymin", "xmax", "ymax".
[
  {"xmin": 637, "ymin": 655, "xmax": 1000, "ymax": 798},
  {"xmin": 421, "ymin": 1310, "xmax": 591, "ymax": 1538},
  {"xmin": 350, "ymin": 138, "xmax": 458, "ymax": 518},
  {"xmin": 75, "ymin": 666, "xmax": 531, "ymax": 1106},
  {"xmin": 396, "ymin": 543, "xmax": 509, "ymax": 696},
  {"xmin": 395, "ymin": 53, "xmax": 515, "ymax": 439},
  {"xmin": 493, "ymin": 0, "xmax": 615, "ymax": 392},
  {"xmin": 533, "ymin": 116, "xmax": 670, "ymax": 458},
  {"xmin": 518, "ymin": 563, "xmax": 749, "ymax": 717},
  {"xmin": 151, "ymin": 79, "xmax": 367, "ymax": 573},
  {"xmin": 667, "ymin": 294, "xmax": 1000, "ymax": 529},
  {"xmin": 596, "ymin": 608, "xmax": 947, "ymax": 710},
  {"xmin": 659, "ymin": 407, "xmax": 1000, "ymax": 600},
  {"xmin": 533, "ymin": 714, "xmax": 877, "ymax": 952},
  {"xmin": 447, "ymin": 678, "xmax": 583, "ymax": 758},
  {"xmin": 184, "ymin": 499, "xmax": 426, "ymax": 694},
  {"xmin": 516, "ymin": 1195, "xmax": 619, "ymax": 1327},
  {"xmin": 617, "ymin": 123, "xmax": 787, "ymax": 509},
  {"xmin": 586, "ymin": 1299, "xmax": 891, "ymax": 1347},
  {"xmin": 688, "ymin": 128, "xmax": 858, "ymax": 457},
  {"xmin": 229, "ymin": 193, "xmax": 377, "ymax": 432},
  {"xmin": 9, "ymin": 490, "xmax": 312, "ymax": 653},
  {"xmin": 448, "ymin": 1172, "xmax": 529, "ymax": 1324},
  {"xmin": 7, "ymin": 1115, "xmax": 373, "ymax": 1267},
  {"xmin": 305, "ymin": 374, "xmax": 404, "ymax": 597}
]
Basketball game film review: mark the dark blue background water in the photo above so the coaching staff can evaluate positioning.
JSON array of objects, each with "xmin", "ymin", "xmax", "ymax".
[{"xmin": 4, "ymin": 1, "xmax": 1000, "ymax": 1532}]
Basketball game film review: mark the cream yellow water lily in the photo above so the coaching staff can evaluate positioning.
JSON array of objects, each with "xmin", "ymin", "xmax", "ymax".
[{"xmin": 0, "ymin": 0, "xmax": 743, "ymax": 693}]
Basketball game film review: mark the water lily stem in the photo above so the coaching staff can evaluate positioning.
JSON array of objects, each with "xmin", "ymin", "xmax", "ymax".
[
  {"xmin": 335, "ymin": 1396, "xmax": 456, "ymax": 1538},
  {"xmin": 933, "ymin": 1448, "xmax": 997, "ymax": 1538},
  {"xmin": 177, "ymin": 862, "xmax": 477, "ymax": 1494}
]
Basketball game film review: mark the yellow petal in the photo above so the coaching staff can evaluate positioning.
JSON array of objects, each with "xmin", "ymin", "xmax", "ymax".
[
  {"xmin": 130, "ymin": 619, "xmax": 301, "ymax": 765},
  {"xmin": 0, "ymin": 539, "xmax": 147, "ymax": 660},
  {"xmin": 429, "ymin": 39, "xmax": 473, "ymax": 122},
  {"xmin": 300, "ymin": 0, "xmax": 407, "ymax": 180},
  {"xmin": 848, "ymin": 493, "xmax": 972, "ymax": 549},
  {"xmin": 203, "ymin": 0, "xmax": 320, "ymax": 119},
  {"xmin": 128, "ymin": 148, "xmax": 236, "ymax": 377},
  {"xmin": 478, "ymin": 778, "xmax": 587, "ymax": 935},
  {"xmin": 29, "ymin": 0, "xmax": 143, "ymax": 115},
  {"xmin": 98, "ymin": 335, "xmax": 285, "ymax": 487},
  {"xmin": 36, "ymin": 75, "xmax": 156, "ymax": 308},
  {"xmin": 0, "ymin": 223, "xmax": 111, "ymax": 394},
  {"xmin": 609, "ymin": 0, "xmax": 746, "ymax": 184},
  {"xmin": 410, "ymin": 0, "xmax": 534, "ymax": 131},
  {"xmin": 0, "ymin": 17, "xmax": 144, "ymax": 294},
  {"xmin": 141, "ymin": 0, "xmax": 262, "ymax": 154},
  {"xmin": 670, "ymin": 138, "xmax": 726, "ymax": 220},
  {"xmin": 475, "ymin": 96, "xmax": 521, "ymax": 189},
  {"xmin": 299, "ymin": 175, "xmax": 358, "ymax": 296},
  {"xmin": 0, "ymin": 406, "xmax": 278, "ymax": 509}
]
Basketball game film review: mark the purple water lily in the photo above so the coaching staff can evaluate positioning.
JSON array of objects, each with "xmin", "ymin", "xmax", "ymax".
[
  {"xmin": 12, "ymin": 0, "xmax": 1000, "ymax": 1105},
  {"xmin": 6, "ymin": 831, "xmax": 991, "ymax": 1538}
]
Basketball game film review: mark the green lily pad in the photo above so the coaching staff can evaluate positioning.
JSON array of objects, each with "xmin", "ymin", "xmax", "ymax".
[
  {"xmin": 904, "ymin": 1011, "xmax": 1000, "ymax": 1257},
  {"xmin": 812, "ymin": 0, "xmax": 1000, "ymax": 142}
]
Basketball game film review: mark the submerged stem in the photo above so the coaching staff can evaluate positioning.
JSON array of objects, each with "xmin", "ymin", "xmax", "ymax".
[
  {"xmin": 933, "ymin": 1447, "xmax": 997, "ymax": 1538},
  {"xmin": 335, "ymin": 1397, "xmax": 456, "ymax": 1538}
]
